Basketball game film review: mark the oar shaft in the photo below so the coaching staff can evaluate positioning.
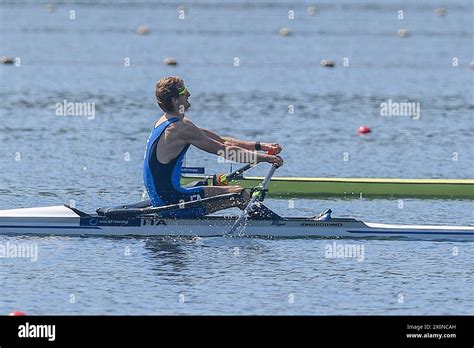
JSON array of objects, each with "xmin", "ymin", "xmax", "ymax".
[
  {"xmin": 261, "ymin": 164, "xmax": 277, "ymax": 189},
  {"xmin": 228, "ymin": 164, "xmax": 277, "ymax": 234},
  {"xmin": 227, "ymin": 163, "xmax": 253, "ymax": 181}
]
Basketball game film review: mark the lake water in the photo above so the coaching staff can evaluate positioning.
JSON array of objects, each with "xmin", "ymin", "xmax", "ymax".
[{"xmin": 0, "ymin": 0, "xmax": 473, "ymax": 315}]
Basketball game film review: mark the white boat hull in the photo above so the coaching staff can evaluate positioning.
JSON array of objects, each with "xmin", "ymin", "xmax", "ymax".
[{"xmin": 0, "ymin": 205, "xmax": 473, "ymax": 241}]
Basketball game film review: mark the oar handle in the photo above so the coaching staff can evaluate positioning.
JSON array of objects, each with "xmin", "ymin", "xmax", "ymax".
[{"xmin": 266, "ymin": 148, "xmax": 279, "ymax": 155}]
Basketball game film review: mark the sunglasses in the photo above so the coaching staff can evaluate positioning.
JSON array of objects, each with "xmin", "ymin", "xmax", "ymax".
[{"xmin": 178, "ymin": 86, "xmax": 189, "ymax": 95}]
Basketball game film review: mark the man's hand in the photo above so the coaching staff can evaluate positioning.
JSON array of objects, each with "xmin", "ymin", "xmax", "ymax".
[
  {"xmin": 258, "ymin": 154, "xmax": 284, "ymax": 168},
  {"xmin": 261, "ymin": 143, "xmax": 282, "ymax": 155}
]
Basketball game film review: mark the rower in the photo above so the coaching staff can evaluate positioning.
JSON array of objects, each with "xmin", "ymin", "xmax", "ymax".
[{"xmin": 143, "ymin": 76, "xmax": 283, "ymax": 218}]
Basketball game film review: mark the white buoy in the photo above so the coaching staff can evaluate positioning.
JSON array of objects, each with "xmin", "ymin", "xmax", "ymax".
[
  {"xmin": 320, "ymin": 59, "xmax": 335, "ymax": 67},
  {"xmin": 177, "ymin": 5, "xmax": 188, "ymax": 14},
  {"xmin": 307, "ymin": 6, "xmax": 317, "ymax": 16},
  {"xmin": 163, "ymin": 58, "xmax": 178, "ymax": 66},
  {"xmin": 397, "ymin": 28, "xmax": 410, "ymax": 38},
  {"xmin": 136, "ymin": 25, "xmax": 150, "ymax": 35},
  {"xmin": 279, "ymin": 27, "xmax": 291, "ymax": 36},
  {"xmin": 46, "ymin": 3, "xmax": 56, "ymax": 12},
  {"xmin": 434, "ymin": 8, "xmax": 447, "ymax": 16},
  {"xmin": 1, "ymin": 56, "xmax": 14, "ymax": 64}
]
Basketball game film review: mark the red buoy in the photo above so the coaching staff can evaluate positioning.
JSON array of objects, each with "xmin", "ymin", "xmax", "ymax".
[
  {"xmin": 357, "ymin": 125, "xmax": 372, "ymax": 134},
  {"xmin": 9, "ymin": 311, "xmax": 26, "ymax": 316}
]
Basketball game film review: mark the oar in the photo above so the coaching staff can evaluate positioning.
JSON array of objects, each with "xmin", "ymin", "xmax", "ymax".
[
  {"xmin": 227, "ymin": 164, "xmax": 277, "ymax": 234},
  {"xmin": 215, "ymin": 148, "xmax": 278, "ymax": 186}
]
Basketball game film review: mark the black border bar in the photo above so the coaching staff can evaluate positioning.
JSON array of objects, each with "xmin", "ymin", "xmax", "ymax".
[{"xmin": 0, "ymin": 315, "xmax": 473, "ymax": 346}]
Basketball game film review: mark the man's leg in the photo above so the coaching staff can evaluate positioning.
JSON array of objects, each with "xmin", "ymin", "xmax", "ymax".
[{"xmin": 201, "ymin": 186, "xmax": 250, "ymax": 214}]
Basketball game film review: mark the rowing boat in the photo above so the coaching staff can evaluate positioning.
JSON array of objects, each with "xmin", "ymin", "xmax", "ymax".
[
  {"xmin": 181, "ymin": 173, "xmax": 474, "ymax": 199},
  {"xmin": 0, "ymin": 204, "xmax": 473, "ymax": 241},
  {"xmin": 1, "ymin": 165, "xmax": 472, "ymax": 241}
]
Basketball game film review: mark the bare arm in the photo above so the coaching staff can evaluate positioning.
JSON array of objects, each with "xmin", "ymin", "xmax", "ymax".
[
  {"xmin": 201, "ymin": 128, "xmax": 256, "ymax": 150},
  {"xmin": 201, "ymin": 128, "xmax": 282, "ymax": 155},
  {"xmin": 183, "ymin": 123, "xmax": 281, "ymax": 165}
]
